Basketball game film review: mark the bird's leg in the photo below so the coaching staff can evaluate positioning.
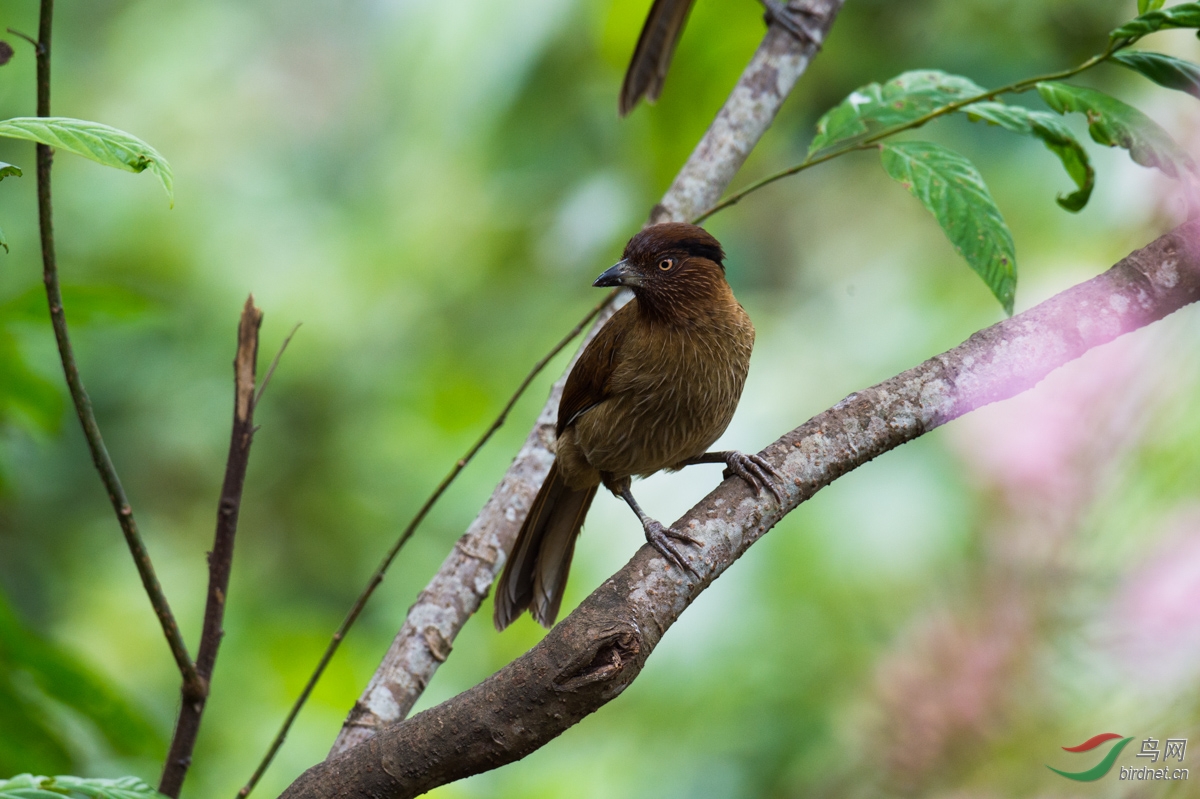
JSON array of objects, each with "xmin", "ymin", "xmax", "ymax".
[
  {"xmin": 606, "ymin": 474, "xmax": 700, "ymax": 578},
  {"xmin": 677, "ymin": 450, "xmax": 787, "ymax": 505},
  {"xmin": 756, "ymin": 0, "xmax": 822, "ymax": 47}
]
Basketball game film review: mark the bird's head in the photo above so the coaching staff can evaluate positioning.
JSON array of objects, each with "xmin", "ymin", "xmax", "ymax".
[{"xmin": 593, "ymin": 223, "xmax": 729, "ymax": 316}]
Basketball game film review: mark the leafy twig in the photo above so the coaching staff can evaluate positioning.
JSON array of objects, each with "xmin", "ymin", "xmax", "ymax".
[
  {"xmin": 159, "ymin": 298, "xmax": 264, "ymax": 797},
  {"xmin": 235, "ymin": 289, "xmax": 617, "ymax": 799},
  {"xmin": 31, "ymin": 0, "xmax": 202, "ymax": 700},
  {"xmin": 692, "ymin": 44, "xmax": 1122, "ymax": 223}
]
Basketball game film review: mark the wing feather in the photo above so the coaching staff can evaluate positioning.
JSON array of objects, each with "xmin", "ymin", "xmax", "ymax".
[{"xmin": 557, "ymin": 301, "xmax": 636, "ymax": 436}]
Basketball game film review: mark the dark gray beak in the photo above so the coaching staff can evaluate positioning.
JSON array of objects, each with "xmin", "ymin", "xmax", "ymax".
[{"xmin": 593, "ymin": 259, "xmax": 638, "ymax": 288}]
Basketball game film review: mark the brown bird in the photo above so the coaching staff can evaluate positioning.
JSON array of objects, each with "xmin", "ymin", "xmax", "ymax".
[
  {"xmin": 494, "ymin": 223, "xmax": 784, "ymax": 631},
  {"xmin": 619, "ymin": 0, "xmax": 818, "ymax": 116}
]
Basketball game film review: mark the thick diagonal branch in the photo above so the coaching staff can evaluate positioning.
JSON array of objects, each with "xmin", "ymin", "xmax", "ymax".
[
  {"xmin": 331, "ymin": 0, "xmax": 845, "ymax": 753},
  {"xmin": 286, "ymin": 221, "xmax": 1200, "ymax": 799}
]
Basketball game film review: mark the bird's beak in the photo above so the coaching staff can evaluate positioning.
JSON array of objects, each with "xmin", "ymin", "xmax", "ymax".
[{"xmin": 593, "ymin": 259, "xmax": 640, "ymax": 288}]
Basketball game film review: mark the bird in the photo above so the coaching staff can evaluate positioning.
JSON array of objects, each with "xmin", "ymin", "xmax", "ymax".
[
  {"xmin": 619, "ymin": 0, "xmax": 819, "ymax": 116},
  {"xmin": 493, "ymin": 223, "xmax": 785, "ymax": 631}
]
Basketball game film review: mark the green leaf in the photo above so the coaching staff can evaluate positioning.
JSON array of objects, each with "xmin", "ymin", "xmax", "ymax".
[
  {"xmin": 1111, "ymin": 2, "xmax": 1200, "ymax": 39},
  {"xmin": 880, "ymin": 141, "xmax": 1017, "ymax": 314},
  {"xmin": 0, "ymin": 118, "xmax": 172, "ymax": 204},
  {"xmin": 962, "ymin": 101, "xmax": 1095, "ymax": 211},
  {"xmin": 809, "ymin": 70, "xmax": 986, "ymax": 154},
  {"xmin": 0, "ymin": 775, "xmax": 163, "ymax": 799},
  {"xmin": 1138, "ymin": 0, "xmax": 1166, "ymax": 13},
  {"xmin": 1111, "ymin": 50, "xmax": 1200, "ymax": 99},
  {"xmin": 1036, "ymin": 82, "xmax": 1198, "ymax": 179}
]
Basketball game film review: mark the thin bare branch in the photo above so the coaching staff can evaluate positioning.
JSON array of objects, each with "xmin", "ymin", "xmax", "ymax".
[
  {"xmin": 5, "ymin": 27, "xmax": 41, "ymax": 52},
  {"xmin": 31, "ymin": 0, "xmax": 201, "ymax": 699},
  {"xmin": 254, "ymin": 322, "xmax": 300, "ymax": 409},
  {"xmin": 158, "ymin": 298, "xmax": 263, "ymax": 796},
  {"xmin": 283, "ymin": 220, "xmax": 1200, "ymax": 799}
]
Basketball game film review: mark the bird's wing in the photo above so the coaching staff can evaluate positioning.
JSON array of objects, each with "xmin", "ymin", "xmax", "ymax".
[
  {"xmin": 556, "ymin": 302, "xmax": 635, "ymax": 437},
  {"xmin": 619, "ymin": 0, "xmax": 697, "ymax": 116}
]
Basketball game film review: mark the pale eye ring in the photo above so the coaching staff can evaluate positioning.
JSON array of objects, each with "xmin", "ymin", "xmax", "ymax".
[{"xmin": 657, "ymin": 257, "xmax": 675, "ymax": 271}]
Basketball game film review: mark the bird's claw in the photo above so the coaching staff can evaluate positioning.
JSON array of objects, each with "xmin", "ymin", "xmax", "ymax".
[
  {"xmin": 722, "ymin": 451, "xmax": 787, "ymax": 505},
  {"xmin": 643, "ymin": 520, "xmax": 700, "ymax": 578},
  {"xmin": 760, "ymin": 0, "xmax": 822, "ymax": 47}
]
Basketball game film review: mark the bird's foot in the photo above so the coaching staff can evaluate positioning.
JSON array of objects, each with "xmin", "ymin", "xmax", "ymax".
[
  {"xmin": 722, "ymin": 451, "xmax": 787, "ymax": 505},
  {"xmin": 759, "ymin": 0, "xmax": 823, "ymax": 47},
  {"xmin": 643, "ymin": 520, "xmax": 701, "ymax": 578}
]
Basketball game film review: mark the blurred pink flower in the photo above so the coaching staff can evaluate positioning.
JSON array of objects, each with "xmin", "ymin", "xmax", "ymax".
[
  {"xmin": 869, "ymin": 603, "xmax": 1031, "ymax": 792},
  {"xmin": 1103, "ymin": 509, "xmax": 1200, "ymax": 692},
  {"xmin": 950, "ymin": 330, "xmax": 1156, "ymax": 508}
]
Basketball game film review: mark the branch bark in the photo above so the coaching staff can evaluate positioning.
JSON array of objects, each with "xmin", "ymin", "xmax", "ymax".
[
  {"xmin": 159, "ymin": 298, "xmax": 263, "ymax": 796},
  {"xmin": 286, "ymin": 220, "xmax": 1200, "ymax": 799},
  {"xmin": 330, "ymin": 0, "xmax": 845, "ymax": 754}
]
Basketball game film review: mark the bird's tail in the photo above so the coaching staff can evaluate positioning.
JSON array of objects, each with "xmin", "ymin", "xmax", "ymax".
[
  {"xmin": 619, "ymin": 0, "xmax": 696, "ymax": 116},
  {"xmin": 493, "ymin": 460, "xmax": 598, "ymax": 631}
]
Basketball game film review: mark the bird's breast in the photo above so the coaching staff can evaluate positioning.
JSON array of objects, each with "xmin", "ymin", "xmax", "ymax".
[{"xmin": 571, "ymin": 308, "xmax": 754, "ymax": 480}]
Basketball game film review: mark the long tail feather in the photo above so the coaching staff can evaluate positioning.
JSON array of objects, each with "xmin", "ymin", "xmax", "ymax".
[
  {"xmin": 619, "ymin": 0, "xmax": 697, "ymax": 116},
  {"xmin": 493, "ymin": 461, "xmax": 597, "ymax": 630}
]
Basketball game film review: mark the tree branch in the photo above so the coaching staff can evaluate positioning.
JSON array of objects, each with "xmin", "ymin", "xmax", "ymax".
[
  {"xmin": 158, "ymin": 297, "xmax": 263, "ymax": 796},
  {"xmin": 31, "ymin": 0, "xmax": 202, "ymax": 698},
  {"xmin": 284, "ymin": 220, "xmax": 1200, "ymax": 799},
  {"xmin": 325, "ymin": 0, "xmax": 846, "ymax": 756}
]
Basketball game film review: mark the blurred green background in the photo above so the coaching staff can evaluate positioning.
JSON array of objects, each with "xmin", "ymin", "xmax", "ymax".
[{"xmin": 1, "ymin": 0, "xmax": 1199, "ymax": 796}]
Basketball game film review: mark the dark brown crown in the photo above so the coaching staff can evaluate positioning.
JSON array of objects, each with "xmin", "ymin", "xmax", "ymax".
[{"xmin": 623, "ymin": 223, "xmax": 725, "ymax": 269}]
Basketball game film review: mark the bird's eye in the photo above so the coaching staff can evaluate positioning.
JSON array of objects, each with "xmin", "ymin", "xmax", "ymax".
[{"xmin": 657, "ymin": 258, "xmax": 674, "ymax": 271}]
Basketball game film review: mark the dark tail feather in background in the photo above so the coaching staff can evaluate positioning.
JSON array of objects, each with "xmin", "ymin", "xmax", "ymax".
[
  {"xmin": 618, "ymin": 0, "xmax": 697, "ymax": 116},
  {"xmin": 493, "ymin": 460, "xmax": 598, "ymax": 630}
]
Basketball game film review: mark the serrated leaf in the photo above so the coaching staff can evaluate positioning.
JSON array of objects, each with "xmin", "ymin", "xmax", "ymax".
[
  {"xmin": 0, "ymin": 776, "xmax": 162, "ymax": 799},
  {"xmin": 880, "ymin": 141, "xmax": 1016, "ymax": 314},
  {"xmin": 0, "ymin": 773, "xmax": 67, "ymax": 799},
  {"xmin": 1139, "ymin": 0, "xmax": 1166, "ymax": 13},
  {"xmin": 1111, "ymin": 50, "xmax": 1200, "ymax": 99},
  {"xmin": 1112, "ymin": 1, "xmax": 1200, "ymax": 39},
  {"xmin": 1037, "ymin": 81, "xmax": 1198, "ymax": 179},
  {"xmin": 809, "ymin": 70, "xmax": 987, "ymax": 155},
  {"xmin": 962, "ymin": 101, "xmax": 1094, "ymax": 211},
  {"xmin": 0, "ymin": 118, "xmax": 172, "ymax": 205}
]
